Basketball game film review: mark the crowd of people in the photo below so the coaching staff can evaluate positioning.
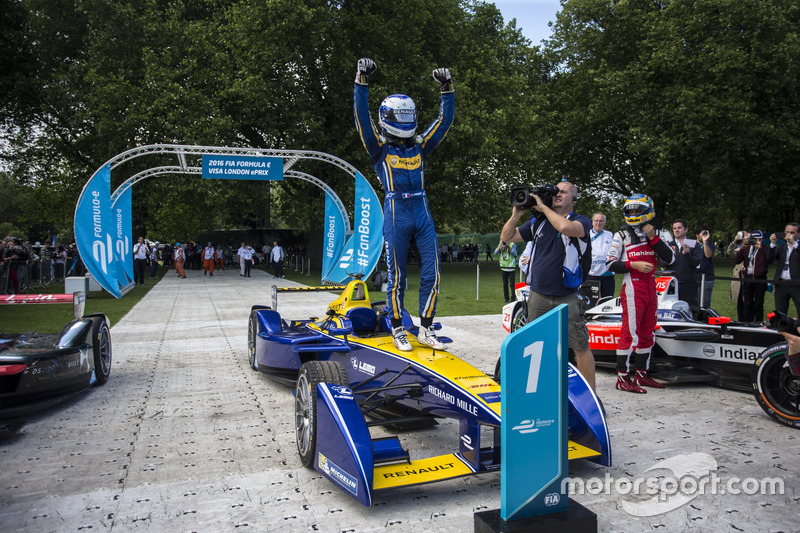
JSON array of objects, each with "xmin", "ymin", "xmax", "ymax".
[
  {"xmin": 497, "ymin": 182, "xmax": 800, "ymax": 395},
  {"xmin": 1, "ymin": 238, "xmax": 82, "ymax": 294},
  {"xmin": 132, "ymin": 239, "xmax": 298, "ymax": 283}
]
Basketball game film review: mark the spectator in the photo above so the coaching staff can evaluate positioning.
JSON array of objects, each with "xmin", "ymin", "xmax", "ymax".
[
  {"xmin": 494, "ymin": 241, "xmax": 517, "ymax": 304},
  {"xmin": 735, "ymin": 230, "xmax": 771, "ymax": 322},
  {"xmin": 666, "ymin": 219, "xmax": 702, "ymax": 308},
  {"xmin": 587, "ymin": 212, "xmax": 615, "ymax": 298},
  {"xmin": 768, "ymin": 222, "xmax": 800, "ymax": 316},
  {"xmin": 174, "ymin": 243, "xmax": 186, "ymax": 278},
  {"xmin": 695, "ymin": 225, "xmax": 715, "ymax": 307},
  {"xmin": 132, "ymin": 236, "xmax": 149, "ymax": 285},
  {"xmin": 242, "ymin": 244, "xmax": 254, "ymax": 277},
  {"xmin": 271, "ymin": 241, "xmax": 285, "ymax": 279},
  {"xmin": 202, "ymin": 242, "xmax": 217, "ymax": 276},
  {"xmin": 237, "ymin": 242, "xmax": 247, "ymax": 276},
  {"xmin": 215, "ymin": 245, "xmax": 225, "ymax": 271},
  {"xmin": 149, "ymin": 243, "xmax": 160, "ymax": 279}
]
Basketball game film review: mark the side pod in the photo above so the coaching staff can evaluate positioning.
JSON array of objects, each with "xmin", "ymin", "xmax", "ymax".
[
  {"xmin": 313, "ymin": 383, "xmax": 375, "ymax": 506},
  {"xmin": 567, "ymin": 363, "xmax": 612, "ymax": 466}
]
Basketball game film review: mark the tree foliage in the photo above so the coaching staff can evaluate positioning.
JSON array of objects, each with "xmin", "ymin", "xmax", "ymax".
[{"xmin": 1, "ymin": 0, "xmax": 798, "ymax": 247}]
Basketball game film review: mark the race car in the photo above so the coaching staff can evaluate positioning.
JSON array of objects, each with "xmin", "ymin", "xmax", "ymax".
[
  {"xmin": 501, "ymin": 276, "xmax": 800, "ymax": 428},
  {"xmin": 0, "ymin": 292, "xmax": 112, "ymax": 419},
  {"xmin": 248, "ymin": 278, "xmax": 611, "ymax": 506}
]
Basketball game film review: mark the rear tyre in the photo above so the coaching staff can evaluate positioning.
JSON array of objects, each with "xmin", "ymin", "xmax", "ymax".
[
  {"xmin": 248, "ymin": 305, "xmax": 270, "ymax": 371},
  {"xmin": 295, "ymin": 360, "xmax": 349, "ymax": 467},
  {"xmin": 91, "ymin": 317, "xmax": 112, "ymax": 385},
  {"xmin": 752, "ymin": 342, "xmax": 800, "ymax": 429}
]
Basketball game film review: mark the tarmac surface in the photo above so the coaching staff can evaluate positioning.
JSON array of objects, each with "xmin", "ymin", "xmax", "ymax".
[{"xmin": 1, "ymin": 266, "xmax": 798, "ymax": 532}]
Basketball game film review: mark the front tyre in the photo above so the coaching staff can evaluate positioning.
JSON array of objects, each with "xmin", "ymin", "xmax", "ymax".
[
  {"xmin": 248, "ymin": 305, "xmax": 270, "ymax": 371},
  {"xmin": 752, "ymin": 342, "xmax": 800, "ymax": 429},
  {"xmin": 295, "ymin": 360, "xmax": 349, "ymax": 467},
  {"xmin": 91, "ymin": 317, "xmax": 112, "ymax": 385}
]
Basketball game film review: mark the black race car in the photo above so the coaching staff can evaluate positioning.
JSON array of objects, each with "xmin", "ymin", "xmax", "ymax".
[{"xmin": 0, "ymin": 293, "xmax": 112, "ymax": 419}]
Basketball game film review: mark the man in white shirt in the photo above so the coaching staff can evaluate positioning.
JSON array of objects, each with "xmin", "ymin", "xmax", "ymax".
[
  {"xmin": 270, "ymin": 241, "xmax": 285, "ymax": 278},
  {"xmin": 132, "ymin": 236, "xmax": 149, "ymax": 285},
  {"xmin": 587, "ymin": 213, "xmax": 616, "ymax": 298},
  {"xmin": 237, "ymin": 242, "xmax": 247, "ymax": 276}
]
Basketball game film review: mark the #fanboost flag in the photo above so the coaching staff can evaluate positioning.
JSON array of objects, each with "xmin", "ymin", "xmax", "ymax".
[
  {"xmin": 74, "ymin": 164, "xmax": 121, "ymax": 298},
  {"xmin": 323, "ymin": 171, "xmax": 383, "ymax": 284},
  {"xmin": 321, "ymin": 191, "xmax": 346, "ymax": 280}
]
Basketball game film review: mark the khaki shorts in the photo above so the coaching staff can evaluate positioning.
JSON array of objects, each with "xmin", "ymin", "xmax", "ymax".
[{"xmin": 526, "ymin": 290, "xmax": 590, "ymax": 351}]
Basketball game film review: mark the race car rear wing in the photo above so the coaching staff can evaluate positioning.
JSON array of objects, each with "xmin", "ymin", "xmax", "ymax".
[
  {"xmin": 0, "ymin": 292, "xmax": 86, "ymax": 320},
  {"xmin": 271, "ymin": 284, "xmax": 347, "ymax": 311}
]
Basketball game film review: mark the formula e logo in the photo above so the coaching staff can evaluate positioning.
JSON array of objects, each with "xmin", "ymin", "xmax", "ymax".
[
  {"xmin": 339, "ymin": 247, "xmax": 353, "ymax": 269},
  {"xmin": 350, "ymin": 357, "xmax": 375, "ymax": 376},
  {"xmin": 512, "ymin": 418, "xmax": 555, "ymax": 434},
  {"xmin": 511, "ymin": 419, "xmax": 539, "ymax": 434},
  {"xmin": 460, "ymin": 434, "xmax": 474, "ymax": 451}
]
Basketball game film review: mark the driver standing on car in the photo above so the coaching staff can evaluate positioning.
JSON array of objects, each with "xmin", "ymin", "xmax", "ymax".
[
  {"xmin": 353, "ymin": 57, "xmax": 454, "ymax": 352},
  {"xmin": 606, "ymin": 194, "xmax": 675, "ymax": 393}
]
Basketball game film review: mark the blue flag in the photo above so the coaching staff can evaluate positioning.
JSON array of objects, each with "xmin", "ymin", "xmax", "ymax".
[
  {"xmin": 321, "ymin": 191, "xmax": 346, "ymax": 280},
  {"xmin": 74, "ymin": 164, "xmax": 121, "ymax": 298},
  {"xmin": 323, "ymin": 172, "xmax": 383, "ymax": 284},
  {"xmin": 111, "ymin": 185, "xmax": 134, "ymax": 286}
]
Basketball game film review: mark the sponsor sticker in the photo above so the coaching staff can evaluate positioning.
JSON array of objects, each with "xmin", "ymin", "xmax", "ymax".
[{"xmin": 318, "ymin": 453, "xmax": 358, "ymax": 496}]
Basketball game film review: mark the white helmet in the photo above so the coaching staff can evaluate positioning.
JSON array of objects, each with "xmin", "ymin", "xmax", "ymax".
[{"xmin": 379, "ymin": 94, "xmax": 417, "ymax": 138}]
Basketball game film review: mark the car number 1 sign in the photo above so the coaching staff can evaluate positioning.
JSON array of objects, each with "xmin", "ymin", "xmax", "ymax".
[{"xmin": 500, "ymin": 303, "xmax": 568, "ymax": 521}]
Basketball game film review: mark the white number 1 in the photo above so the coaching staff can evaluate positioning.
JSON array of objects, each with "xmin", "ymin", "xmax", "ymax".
[{"xmin": 523, "ymin": 341, "xmax": 544, "ymax": 393}]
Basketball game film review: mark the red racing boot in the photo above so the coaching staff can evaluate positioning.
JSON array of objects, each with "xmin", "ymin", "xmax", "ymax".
[
  {"xmin": 634, "ymin": 370, "xmax": 665, "ymax": 389},
  {"xmin": 616, "ymin": 372, "xmax": 647, "ymax": 394}
]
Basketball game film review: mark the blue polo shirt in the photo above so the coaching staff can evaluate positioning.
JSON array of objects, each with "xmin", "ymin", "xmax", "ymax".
[{"xmin": 519, "ymin": 213, "xmax": 591, "ymax": 296}]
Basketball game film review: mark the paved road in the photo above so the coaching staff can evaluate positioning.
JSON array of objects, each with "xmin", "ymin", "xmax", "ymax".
[{"xmin": 1, "ymin": 267, "xmax": 798, "ymax": 532}]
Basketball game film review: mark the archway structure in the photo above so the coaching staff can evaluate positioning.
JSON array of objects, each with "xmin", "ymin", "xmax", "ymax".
[{"xmin": 74, "ymin": 144, "xmax": 383, "ymax": 297}]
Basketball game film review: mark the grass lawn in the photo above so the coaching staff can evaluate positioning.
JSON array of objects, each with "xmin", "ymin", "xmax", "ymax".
[{"xmin": 0, "ymin": 255, "xmax": 776, "ymax": 333}]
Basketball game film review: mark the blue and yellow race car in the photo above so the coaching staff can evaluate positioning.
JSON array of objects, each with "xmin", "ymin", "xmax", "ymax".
[{"xmin": 248, "ymin": 278, "xmax": 611, "ymax": 506}]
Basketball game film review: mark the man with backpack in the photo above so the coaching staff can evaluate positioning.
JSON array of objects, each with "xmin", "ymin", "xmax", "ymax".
[{"xmin": 500, "ymin": 180, "xmax": 596, "ymax": 391}]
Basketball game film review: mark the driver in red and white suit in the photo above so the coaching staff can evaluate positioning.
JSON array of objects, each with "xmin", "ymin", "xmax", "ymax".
[{"xmin": 606, "ymin": 194, "xmax": 675, "ymax": 393}]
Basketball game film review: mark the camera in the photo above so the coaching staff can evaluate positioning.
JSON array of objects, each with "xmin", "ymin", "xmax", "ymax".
[
  {"xmin": 768, "ymin": 311, "xmax": 800, "ymax": 337},
  {"xmin": 510, "ymin": 184, "xmax": 559, "ymax": 210}
]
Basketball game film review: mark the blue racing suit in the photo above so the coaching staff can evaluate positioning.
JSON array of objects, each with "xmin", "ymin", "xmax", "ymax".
[{"xmin": 354, "ymin": 83, "xmax": 454, "ymax": 322}]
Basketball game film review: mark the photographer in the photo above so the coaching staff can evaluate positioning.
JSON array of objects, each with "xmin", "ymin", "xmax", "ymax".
[
  {"xmin": 695, "ymin": 225, "xmax": 715, "ymax": 307},
  {"xmin": 500, "ymin": 181, "xmax": 596, "ymax": 391},
  {"xmin": 768, "ymin": 223, "xmax": 800, "ymax": 316},
  {"xmin": 734, "ymin": 230, "xmax": 771, "ymax": 322}
]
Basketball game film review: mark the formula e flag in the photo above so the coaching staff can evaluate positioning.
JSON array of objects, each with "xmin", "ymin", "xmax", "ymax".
[
  {"xmin": 323, "ymin": 171, "xmax": 383, "ymax": 284},
  {"xmin": 110, "ymin": 185, "xmax": 134, "ymax": 286},
  {"xmin": 321, "ymin": 191, "xmax": 346, "ymax": 280},
  {"xmin": 74, "ymin": 164, "xmax": 121, "ymax": 298}
]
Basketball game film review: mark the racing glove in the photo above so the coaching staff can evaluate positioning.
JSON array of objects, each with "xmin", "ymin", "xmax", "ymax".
[
  {"xmin": 355, "ymin": 58, "xmax": 376, "ymax": 86},
  {"xmin": 433, "ymin": 67, "xmax": 453, "ymax": 93}
]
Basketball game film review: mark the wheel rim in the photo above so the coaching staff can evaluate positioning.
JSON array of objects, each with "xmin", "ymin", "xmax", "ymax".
[
  {"xmin": 295, "ymin": 373, "xmax": 311, "ymax": 456},
  {"xmin": 97, "ymin": 324, "xmax": 111, "ymax": 375},
  {"xmin": 248, "ymin": 316, "xmax": 256, "ymax": 367},
  {"xmin": 760, "ymin": 355, "xmax": 800, "ymax": 419},
  {"xmin": 512, "ymin": 308, "xmax": 527, "ymax": 331}
]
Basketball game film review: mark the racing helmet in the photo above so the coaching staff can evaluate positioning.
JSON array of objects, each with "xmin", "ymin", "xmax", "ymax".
[
  {"xmin": 379, "ymin": 94, "xmax": 417, "ymax": 138},
  {"xmin": 623, "ymin": 194, "xmax": 655, "ymax": 226}
]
